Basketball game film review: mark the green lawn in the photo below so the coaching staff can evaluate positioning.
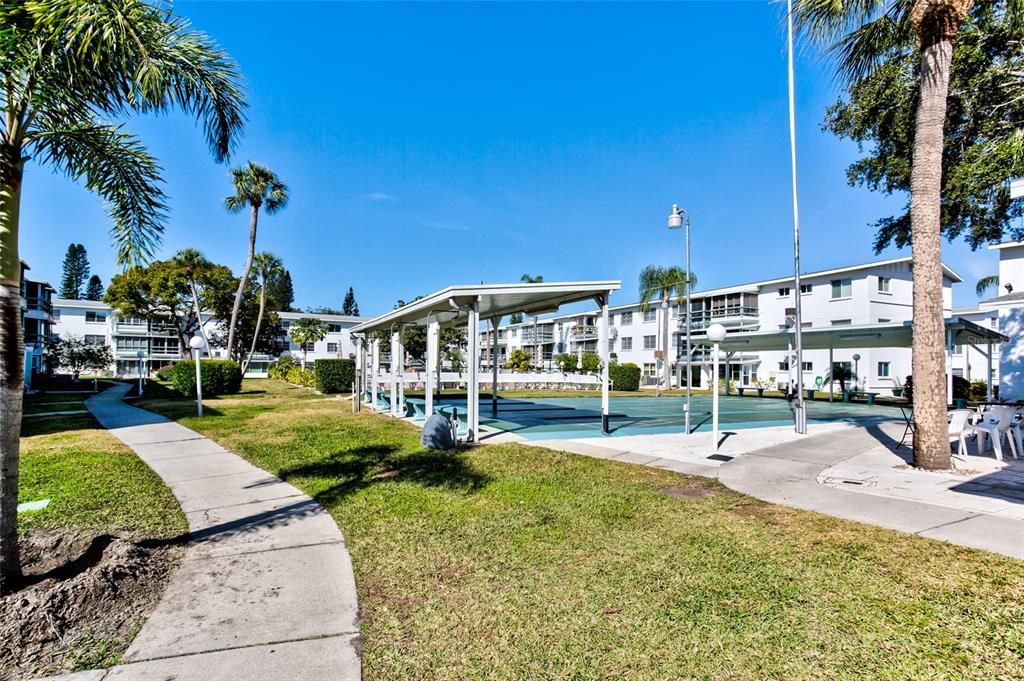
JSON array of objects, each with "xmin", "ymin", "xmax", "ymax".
[{"xmin": 140, "ymin": 379, "xmax": 1024, "ymax": 680}]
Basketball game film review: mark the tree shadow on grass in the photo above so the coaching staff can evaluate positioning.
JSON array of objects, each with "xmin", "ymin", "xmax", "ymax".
[{"xmin": 277, "ymin": 444, "xmax": 490, "ymax": 509}]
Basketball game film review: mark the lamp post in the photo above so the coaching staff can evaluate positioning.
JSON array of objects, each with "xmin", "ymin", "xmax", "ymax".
[
  {"xmin": 189, "ymin": 335, "xmax": 204, "ymax": 417},
  {"xmin": 667, "ymin": 204, "xmax": 692, "ymax": 434},
  {"xmin": 135, "ymin": 350, "xmax": 145, "ymax": 396},
  {"xmin": 852, "ymin": 353, "xmax": 861, "ymax": 390},
  {"xmin": 707, "ymin": 323, "xmax": 727, "ymax": 452}
]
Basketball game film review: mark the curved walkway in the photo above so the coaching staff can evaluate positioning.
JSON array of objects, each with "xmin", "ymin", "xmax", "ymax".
[{"xmin": 59, "ymin": 383, "xmax": 360, "ymax": 680}]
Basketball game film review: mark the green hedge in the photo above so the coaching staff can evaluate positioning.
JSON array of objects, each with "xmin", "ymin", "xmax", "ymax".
[
  {"xmin": 314, "ymin": 358, "xmax": 355, "ymax": 394},
  {"xmin": 609, "ymin": 362, "xmax": 640, "ymax": 391},
  {"xmin": 170, "ymin": 360, "xmax": 242, "ymax": 397}
]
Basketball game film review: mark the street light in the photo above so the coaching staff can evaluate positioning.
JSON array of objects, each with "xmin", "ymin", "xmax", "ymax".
[
  {"xmin": 189, "ymin": 335, "xmax": 205, "ymax": 417},
  {"xmin": 707, "ymin": 323, "xmax": 727, "ymax": 453},
  {"xmin": 667, "ymin": 203, "xmax": 693, "ymax": 435},
  {"xmin": 135, "ymin": 350, "xmax": 145, "ymax": 396},
  {"xmin": 852, "ymin": 353, "xmax": 861, "ymax": 390}
]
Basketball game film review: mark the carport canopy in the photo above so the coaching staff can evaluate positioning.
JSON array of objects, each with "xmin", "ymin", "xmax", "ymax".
[
  {"xmin": 349, "ymin": 280, "xmax": 622, "ymax": 441},
  {"xmin": 698, "ymin": 316, "xmax": 1007, "ymax": 401}
]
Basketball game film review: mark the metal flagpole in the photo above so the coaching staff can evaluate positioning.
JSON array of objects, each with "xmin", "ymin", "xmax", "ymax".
[{"xmin": 787, "ymin": 0, "xmax": 807, "ymax": 434}]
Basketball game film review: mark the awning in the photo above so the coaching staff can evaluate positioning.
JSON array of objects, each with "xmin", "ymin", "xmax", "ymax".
[
  {"xmin": 350, "ymin": 281, "xmax": 621, "ymax": 334},
  {"xmin": 704, "ymin": 317, "xmax": 1007, "ymax": 353}
]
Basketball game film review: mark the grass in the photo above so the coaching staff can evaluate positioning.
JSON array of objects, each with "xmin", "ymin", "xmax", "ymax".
[
  {"xmin": 19, "ymin": 411, "xmax": 186, "ymax": 540},
  {"xmin": 138, "ymin": 379, "xmax": 1024, "ymax": 680}
]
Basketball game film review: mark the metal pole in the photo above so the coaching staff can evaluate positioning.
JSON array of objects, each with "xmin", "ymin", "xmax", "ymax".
[
  {"xmin": 600, "ymin": 293, "xmax": 611, "ymax": 434},
  {"xmin": 828, "ymin": 346, "xmax": 834, "ymax": 403},
  {"xmin": 491, "ymin": 317, "xmax": 500, "ymax": 416},
  {"xmin": 426, "ymin": 320, "xmax": 438, "ymax": 417},
  {"xmin": 987, "ymin": 341, "xmax": 994, "ymax": 401},
  {"xmin": 712, "ymin": 340, "xmax": 720, "ymax": 452},
  {"xmin": 787, "ymin": 0, "xmax": 806, "ymax": 435},
  {"xmin": 138, "ymin": 357, "xmax": 143, "ymax": 396},
  {"xmin": 193, "ymin": 349, "xmax": 203, "ymax": 417},
  {"xmin": 685, "ymin": 213, "xmax": 692, "ymax": 435},
  {"xmin": 467, "ymin": 300, "xmax": 480, "ymax": 442},
  {"xmin": 390, "ymin": 328, "xmax": 399, "ymax": 417}
]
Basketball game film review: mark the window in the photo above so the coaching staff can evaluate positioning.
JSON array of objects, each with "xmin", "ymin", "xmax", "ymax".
[
  {"xmin": 878, "ymin": 361, "xmax": 891, "ymax": 377},
  {"xmin": 800, "ymin": 283, "xmax": 812, "ymax": 294},
  {"xmin": 53, "ymin": 310, "xmax": 61, "ymax": 321},
  {"xmin": 830, "ymin": 278, "xmax": 852, "ymax": 299},
  {"xmin": 327, "ymin": 342, "xmax": 339, "ymax": 353},
  {"xmin": 877, "ymin": 276, "xmax": 892, "ymax": 293},
  {"xmin": 85, "ymin": 311, "xmax": 106, "ymax": 323},
  {"xmin": 778, "ymin": 360, "xmax": 790, "ymax": 371},
  {"xmin": 85, "ymin": 335, "xmax": 105, "ymax": 346},
  {"xmin": 303, "ymin": 341, "xmax": 316, "ymax": 352},
  {"xmin": 621, "ymin": 337, "xmax": 633, "ymax": 351},
  {"xmin": 643, "ymin": 309, "xmax": 656, "ymax": 322},
  {"xmin": 116, "ymin": 336, "xmax": 146, "ymax": 351},
  {"xmin": 327, "ymin": 324, "xmax": 343, "ymax": 333},
  {"xmin": 620, "ymin": 311, "xmax": 633, "ymax": 325},
  {"xmin": 151, "ymin": 338, "xmax": 176, "ymax": 355},
  {"xmin": 642, "ymin": 363, "xmax": 656, "ymax": 376},
  {"xmin": 801, "ymin": 361, "xmax": 813, "ymax": 371},
  {"xmin": 608, "ymin": 339, "xmax": 615, "ymax": 351},
  {"xmin": 953, "ymin": 344, "xmax": 963, "ymax": 356},
  {"xmin": 643, "ymin": 335, "xmax": 656, "ymax": 350},
  {"xmin": 831, "ymin": 319, "xmax": 852, "ymax": 326},
  {"xmin": 878, "ymin": 318, "xmax": 891, "ymax": 323},
  {"xmin": 778, "ymin": 287, "xmax": 791, "ymax": 297},
  {"xmin": 281, "ymin": 321, "xmax": 291, "ymax": 329}
]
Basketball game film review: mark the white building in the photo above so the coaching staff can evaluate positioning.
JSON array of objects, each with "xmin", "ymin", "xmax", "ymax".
[
  {"xmin": 483, "ymin": 257, "xmax": 963, "ymax": 396},
  {"xmin": 51, "ymin": 299, "xmax": 365, "ymax": 378},
  {"xmin": 972, "ymin": 241, "xmax": 1024, "ymax": 399},
  {"xmin": 21, "ymin": 262, "xmax": 56, "ymax": 387}
]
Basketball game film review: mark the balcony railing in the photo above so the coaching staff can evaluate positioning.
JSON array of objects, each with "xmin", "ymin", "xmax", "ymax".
[
  {"xmin": 678, "ymin": 306, "xmax": 759, "ymax": 330},
  {"xmin": 521, "ymin": 331, "xmax": 555, "ymax": 344},
  {"xmin": 569, "ymin": 324, "xmax": 598, "ymax": 340},
  {"xmin": 25, "ymin": 297, "xmax": 53, "ymax": 315}
]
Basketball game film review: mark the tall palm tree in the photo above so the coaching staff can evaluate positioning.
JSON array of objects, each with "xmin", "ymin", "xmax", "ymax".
[
  {"xmin": 639, "ymin": 265, "xmax": 695, "ymax": 396},
  {"xmin": 224, "ymin": 162, "xmax": 288, "ymax": 359},
  {"xmin": 243, "ymin": 252, "xmax": 284, "ymax": 375},
  {"xmin": 521, "ymin": 273, "xmax": 544, "ymax": 368},
  {"xmin": 975, "ymin": 275, "xmax": 1002, "ymax": 297},
  {"xmin": 791, "ymin": 0, "xmax": 1012, "ymax": 470},
  {"xmin": 0, "ymin": 0, "xmax": 245, "ymax": 590}
]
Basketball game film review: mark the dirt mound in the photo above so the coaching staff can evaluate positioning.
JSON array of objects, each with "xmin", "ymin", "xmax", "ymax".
[{"xmin": 0, "ymin": 530, "xmax": 182, "ymax": 680}]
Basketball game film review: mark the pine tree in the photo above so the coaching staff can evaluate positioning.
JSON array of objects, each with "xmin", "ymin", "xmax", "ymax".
[
  {"xmin": 342, "ymin": 286, "xmax": 359, "ymax": 316},
  {"xmin": 270, "ymin": 269, "xmax": 295, "ymax": 311},
  {"xmin": 85, "ymin": 275, "xmax": 104, "ymax": 301},
  {"xmin": 59, "ymin": 243, "xmax": 90, "ymax": 299}
]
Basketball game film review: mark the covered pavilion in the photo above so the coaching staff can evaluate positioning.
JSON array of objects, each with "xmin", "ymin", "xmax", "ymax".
[{"xmin": 349, "ymin": 281, "xmax": 621, "ymax": 442}]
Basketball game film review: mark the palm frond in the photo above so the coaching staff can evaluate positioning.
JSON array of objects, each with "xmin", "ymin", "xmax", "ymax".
[
  {"xmin": 28, "ymin": 117, "xmax": 166, "ymax": 266},
  {"xmin": 976, "ymin": 275, "xmax": 1000, "ymax": 297}
]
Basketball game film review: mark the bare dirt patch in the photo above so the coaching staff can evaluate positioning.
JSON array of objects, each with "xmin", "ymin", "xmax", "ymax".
[
  {"xmin": 0, "ymin": 530, "xmax": 182, "ymax": 680},
  {"xmin": 660, "ymin": 485, "xmax": 717, "ymax": 500}
]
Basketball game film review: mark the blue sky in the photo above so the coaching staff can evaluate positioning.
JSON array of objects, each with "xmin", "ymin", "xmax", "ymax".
[{"xmin": 21, "ymin": 1, "xmax": 996, "ymax": 313}]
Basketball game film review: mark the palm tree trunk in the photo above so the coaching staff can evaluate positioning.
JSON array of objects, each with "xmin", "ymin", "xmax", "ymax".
[
  {"xmin": 227, "ymin": 204, "xmax": 259, "ymax": 359},
  {"xmin": 0, "ymin": 154, "xmax": 25, "ymax": 591},
  {"xmin": 910, "ymin": 35, "xmax": 955, "ymax": 471},
  {"xmin": 243, "ymin": 283, "xmax": 266, "ymax": 375}
]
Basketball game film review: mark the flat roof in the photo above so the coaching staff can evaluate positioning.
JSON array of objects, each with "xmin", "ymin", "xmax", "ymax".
[
  {"xmin": 709, "ymin": 317, "xmax": 1006, "ymax": 353},
  {"xmin": 277, "ymin": 311, "xmax": 364, "ymax": 324},
  {"xmin": 350, "ymin": 281, "xmax": 621, "ymax": 334}
]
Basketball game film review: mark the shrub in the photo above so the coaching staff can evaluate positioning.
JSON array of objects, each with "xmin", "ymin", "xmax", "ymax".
[
  {"xmin": 156, "ymin": 364, "xmax": 175, "ymax": 382},
  {"xmin": 968, "ymin": 380, "xmax": 998, "ymax": 401},
  {"xmin": 608, "ymin": 362, "xmax": 640, "ymax": 391},
  {"xmin": 580, "ymin": 352, "xmax": 601, "ymax": 373},
  {"xmin": 554, "ymin": 353, "xmax": 577, "ymax": 372},
  {"xmin": 170, "ymin": 360, "xmax": 242, "ymax": 397},
  {"xmin": 286, "ymin": 365, "xmax": 316, "ymax": 387},
  {"xmin": 314, "ymin": 358, "xmax": 355, "ymax": 394},
  {"xmin": 269, "ymin": 355, "xmax": 297, "ymax": 380},
  {"xmin": 504, "ymin": 348, "xmax": 533, "ymax": 373}
]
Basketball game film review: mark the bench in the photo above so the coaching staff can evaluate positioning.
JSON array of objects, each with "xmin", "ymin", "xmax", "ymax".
[{"xmin": 843, "ymin": 390, "xmax": 879, "ymax": 406}]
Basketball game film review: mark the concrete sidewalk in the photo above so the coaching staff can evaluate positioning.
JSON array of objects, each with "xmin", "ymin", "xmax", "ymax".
[
  {"xmin": 717, "ymin": 425, "xmax": 1024, "ymax": 559},
  {"xmin": 46, "ymin": 383, "xmax": 361, "ymax": 680}
]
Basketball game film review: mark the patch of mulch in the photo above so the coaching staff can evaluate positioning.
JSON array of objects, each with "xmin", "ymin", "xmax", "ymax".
[{"xmin": 0, "ymin": 530, "xmax": 183, "ymax": 681}]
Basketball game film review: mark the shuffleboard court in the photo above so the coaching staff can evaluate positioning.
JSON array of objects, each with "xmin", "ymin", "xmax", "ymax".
[{"xmin": 433, "ymin": 395, "xmax": 901, "ymax": 440}]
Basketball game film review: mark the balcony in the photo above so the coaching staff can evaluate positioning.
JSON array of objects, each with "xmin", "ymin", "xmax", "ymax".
[
  {"xmin": 678, "ymin": 306, "xmax": 759, "ymax": 331},
  {"xmin": 116, "ymin": 321, "xmax": 149, "ymax": 334},
  {"xmin": 521, "ymin": 330, "xmax": 555, "ymax": 344},
  {"xmin": 569, "ymin": 324, "xmax": 598, "ymax": 341},
  {"xmin": 25, "ymin": 297, "xmax": 53, "ymax": 315}
]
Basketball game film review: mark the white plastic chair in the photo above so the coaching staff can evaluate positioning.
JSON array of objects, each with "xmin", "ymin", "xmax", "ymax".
[
  {"xmin": 947, "ymin": 410, "xmax": 971, "ymax": 460},
  {"xmin": 970, "ymin": 405, "xmax": 1019, "ymax": 461}
]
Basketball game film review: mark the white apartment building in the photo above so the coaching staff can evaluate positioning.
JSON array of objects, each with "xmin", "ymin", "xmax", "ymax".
[
  {"xmin": 482, "ymin": 257, "xmax": 963, "ymax": 396},
  {"xmin": 971, "ymin": 240, "xmax": 1024, "ymax": 399},
  {"xmin": 52, "ymin": 300, "xmax": 364, "ymax": 378},
  {"xmin": 20, "ymin": 262, "xmax": 56, "ymax": 387}
]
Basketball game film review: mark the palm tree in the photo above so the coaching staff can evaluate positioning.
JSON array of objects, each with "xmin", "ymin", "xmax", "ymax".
[
  {"xmin": 243, "ymin": 252, "xmax": 284, "ymax": 375},
  {"xmin": 174, "ymin": 248, "xmax": 214, "ymax": 355},
  {"xmin": 224, "ymin": 162, "xmax": 288, "ymax": 359},
  {"xmin": 791, "ymin": 0, "xmax": 1013, "ymax": 470},
  {"xmin": 639, "ymin": 265, "xmax": 695, "ymax": 396},
  {"xmin": 290, "ymin": 317, "xmax": 328, "ymax": 370},
  {"xmin": 0, "ymin": 0, "xmax": 245, "ymax": 590},
  {"xmin": 976, "ymin": 275, "xmax": 1003, "ymax": 297}
]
